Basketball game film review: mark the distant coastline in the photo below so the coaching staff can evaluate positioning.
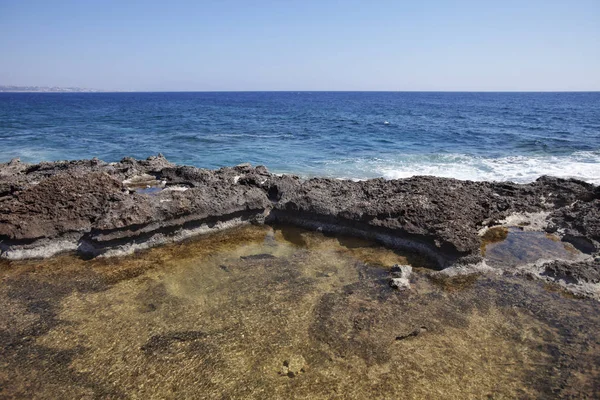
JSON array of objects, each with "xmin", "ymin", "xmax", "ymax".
[
  {"xmin": 0, "ymin": 85, "xmax": 101, "ymax": 93},
  {"xmin": 1, "ymin": 87, "xmax": 598, "ymax": 93}
]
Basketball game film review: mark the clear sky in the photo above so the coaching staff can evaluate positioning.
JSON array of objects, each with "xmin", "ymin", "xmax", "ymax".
[{"xmin": 1, "ymin": 0, "xmax": 599, "ymax": 91}]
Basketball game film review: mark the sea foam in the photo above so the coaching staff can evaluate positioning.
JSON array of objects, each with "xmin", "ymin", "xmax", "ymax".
[{"xmin": 321, "ymin": 151, "xmax": 600, "ymax": 184}]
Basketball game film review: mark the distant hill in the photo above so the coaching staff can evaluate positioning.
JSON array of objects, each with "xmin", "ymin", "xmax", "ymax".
[{"xmin": 0, "ymin": 85, "xmax": 100, "ymax": 92}]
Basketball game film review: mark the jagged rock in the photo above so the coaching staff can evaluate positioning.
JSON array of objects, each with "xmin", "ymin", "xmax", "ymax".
[
  {"xmin": 391, "ymin": 264, "xmax": 412, "ymax": 278},
  {"xmin": 0, "ymin": 156, "xmax": 597, "ymax": 270},
  {"xmin": 267, "ymin": 175, "xmax": 596, "ymax": 266},
  {"xmin": 541, "ymin": 259, "xmax": 600, "ymax": 285},
  {"xmin": 390, "ymin": 264, "xmax": 412, "ymax": 290},
  {"xmin": 547, "ymin": 199, "xmax": 600, "ymax": 253},
  {"xmin": 0, "ymin": 157, "xmax": 271, "ymax": 258}
]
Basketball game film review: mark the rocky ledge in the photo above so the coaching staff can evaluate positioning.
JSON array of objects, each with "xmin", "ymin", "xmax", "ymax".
[{"xmin": 1, "ymin": 155, "xmax": 598, "ymax": 297}]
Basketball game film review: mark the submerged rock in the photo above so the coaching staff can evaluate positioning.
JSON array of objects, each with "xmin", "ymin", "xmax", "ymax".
[{"xmin": 280, "ymin": 355, "xmax": 307, "ymax": 377}]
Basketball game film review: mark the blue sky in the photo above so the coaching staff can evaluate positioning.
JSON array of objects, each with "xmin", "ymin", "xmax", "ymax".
[{"xmin": 1, "ymin": 0, "xmax": 599, "ymax": 91}]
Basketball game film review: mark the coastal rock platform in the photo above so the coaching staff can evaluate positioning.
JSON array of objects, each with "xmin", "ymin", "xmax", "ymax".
[{"xmin": 1, "ymin": 155, "xmax": 598, "ymax": 297}]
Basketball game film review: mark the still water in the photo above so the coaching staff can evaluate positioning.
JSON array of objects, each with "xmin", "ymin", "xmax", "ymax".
[{"xmin": 1, "ymin": 225, "xmax": 599, "ymax": 398}]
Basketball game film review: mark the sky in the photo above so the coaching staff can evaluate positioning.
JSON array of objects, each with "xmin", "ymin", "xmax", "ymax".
[{"xmin": 0, "ymin": 0, "xmax": 599, "ymax": 91}]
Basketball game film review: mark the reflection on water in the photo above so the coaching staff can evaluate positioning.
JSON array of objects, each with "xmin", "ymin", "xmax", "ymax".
[
  {"xmin": 483, "ymin": 227, "xmax": 584, "ymax": 267},
  {"xmin": 1, "ymin": 225, "xmax": 599, "ymax": 399}
]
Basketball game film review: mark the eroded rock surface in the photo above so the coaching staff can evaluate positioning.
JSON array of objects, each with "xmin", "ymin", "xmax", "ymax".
[
  {"xmin": 547, "ymin": 199, "xmax": 600, "ymax": 253},
  {"xmin": 0, "ymin": 156, "xmax": 271, "ymax": 258},
  {"xmin": 0, "ymin": 156, "xmax": 598, "ymax": 278},
  {"xmin": 541, "ymin": 259, "xmax": 600, "ymax": 285}
]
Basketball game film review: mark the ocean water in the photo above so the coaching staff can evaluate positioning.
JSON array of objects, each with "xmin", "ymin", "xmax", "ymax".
[{"xmin": 1, "ymin": 92, "xmax": 599, "ymax": 184}]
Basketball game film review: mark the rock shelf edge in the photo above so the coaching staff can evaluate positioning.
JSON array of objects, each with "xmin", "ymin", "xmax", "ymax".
[{"xmin": 1, "ymin": 155, "xmax": 598, "ymax": 297}]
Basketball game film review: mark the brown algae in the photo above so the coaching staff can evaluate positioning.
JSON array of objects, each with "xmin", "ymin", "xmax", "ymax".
[
  {"xmin": 480, "ymin": 226, "xmax": 509, "ymax": 255},
  {"xmin": 1, "ymin": 225, "xmax": 599, "ymax": 399}
]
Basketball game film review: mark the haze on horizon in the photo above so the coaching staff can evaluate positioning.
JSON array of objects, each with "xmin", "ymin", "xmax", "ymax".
[{"xmin": 1, "ymin": 0, "xmax": 599, "ymax": 92}]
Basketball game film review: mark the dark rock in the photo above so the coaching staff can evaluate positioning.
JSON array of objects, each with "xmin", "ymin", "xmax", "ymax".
[
  {"xmin": 267, "ymin": 174, "xmax": 595, "ymax": 266},
  {"xmin": 0, "ymin": 156, "xmax": 271, "ymax": 258},
  {"xmin": 547, "ymin": 199, "xmax": 600, "ymax": 253},
  {"xmin": 219, "ymin": 265, "xmax": 230, "ymax": 273},
  {"xmin": 0, "ymin": 156, "xmax": 597, "ymax": 270},
  {"xmin": 395, "ymin": 326, "xmax": 427, "ymax": 341},
  {"xmin": 541, "ymin": 259, "xmax": 600, "ymax": 284}
]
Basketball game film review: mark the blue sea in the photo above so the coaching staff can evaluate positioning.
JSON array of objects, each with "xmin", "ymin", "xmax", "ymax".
[{"xmin": 1, "ymin": 92, "xmax": 599, "ymax": 184}]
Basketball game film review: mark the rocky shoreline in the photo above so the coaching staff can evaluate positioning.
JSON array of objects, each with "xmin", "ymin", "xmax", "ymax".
[{"xmin": 1, "ymin": 155, "xmax": 598, "ymax": 297}]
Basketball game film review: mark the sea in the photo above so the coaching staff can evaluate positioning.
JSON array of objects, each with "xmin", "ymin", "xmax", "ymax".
[{"xmin": 1, "ymin": 92, "xmax": 599, "ymax": 184}]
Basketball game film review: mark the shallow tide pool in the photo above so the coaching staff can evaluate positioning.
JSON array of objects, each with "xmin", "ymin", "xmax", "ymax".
[{"xmin": 1, "ymin": 225, "xmax": 599, "ymax": 399}]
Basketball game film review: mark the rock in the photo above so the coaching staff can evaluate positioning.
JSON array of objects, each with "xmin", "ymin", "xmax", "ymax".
[
  {"xmin": 268, "ymin": 174, "xmax": 596, "ymax": 267},
  {"xmin": 390, "ymin": 264, "xmax": 412, "ymax": 278},
  {"xmin": 547, "ymin": 199, "xmax": 600, "ymax": 253},
  {"xmin": 0, "ymin": 157, "xmax": 272, "ymax": 259},
  {"xmin": 541, "ymin": 259, "xmax": 600, "ymax": 284},
  {"xmin": 396, "ymin": 326, "xmax": 427, "ymax": 341},
  {"xmin": 219, "ymin": 265, "xmax": 230, "ymax": 273},
  {"xmin": 281, "ymin": 355, "xmax": 306, "ymax": 377},
  {"xmin": 0, "ymin": 156, "xmax": 597, "ymax": 272},
  {"xmin": 390, "ymin": 277, "xmax": 411, "ymax": 290},
  {"xmin": 389, "ymin": 264, "xmax": 412, "ymax": 290}
]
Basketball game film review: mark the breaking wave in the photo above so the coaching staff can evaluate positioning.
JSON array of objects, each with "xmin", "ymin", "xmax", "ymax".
[{"xmin": 317, "ymin": 151, "xmax": 600, "ymax": 184}]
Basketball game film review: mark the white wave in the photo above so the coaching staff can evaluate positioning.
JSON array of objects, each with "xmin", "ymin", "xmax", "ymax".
[
  {"xmin": 319, "ymin": 151, "xmax": 600, "ymax": 185},
  {"xmin": 2, "ymin": 148, "xmax": 61, "ymax": 163}
]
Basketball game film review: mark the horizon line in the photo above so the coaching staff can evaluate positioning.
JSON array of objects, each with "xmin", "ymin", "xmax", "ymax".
[{"xmin": 1, "ymin": 89, "xmax": 599, "ymax": 93}]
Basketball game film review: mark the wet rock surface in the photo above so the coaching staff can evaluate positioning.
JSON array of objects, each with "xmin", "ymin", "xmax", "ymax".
[
  {"xmin": 541, "ymin": 259, "xmax": 600, "ymax": 285},
  {"xmin": 1, "ymin": 225, "xmax": 599, "ymax": 399},
  {"xmin": 0, "ymin": 155, "xmax": 598, "ymax": 295},
  {"xmin": 548, "ymin": 199, "xmax": 600, "ymax": 253},
  {"xmin": 0, "ymin": 156, "xmax": 271, "ymax": 258}
]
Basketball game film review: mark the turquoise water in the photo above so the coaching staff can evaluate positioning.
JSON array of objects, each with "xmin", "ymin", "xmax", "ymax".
[{"xmin": 1, "ymin": 91, "xmax": 599, "ymax": 183}]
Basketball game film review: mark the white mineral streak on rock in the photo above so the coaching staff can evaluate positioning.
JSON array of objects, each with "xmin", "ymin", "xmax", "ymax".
[{"xmin": 163, "ymin": 185, "xmax": 188, "ymax": 192}]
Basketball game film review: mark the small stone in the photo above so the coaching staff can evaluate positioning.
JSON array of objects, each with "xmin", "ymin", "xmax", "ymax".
[
  {"xmin": 390, "ymin": 264, "xmax": 412, "ymax": 290},
  {"xmin": 390, "ymin": 264, "xmax": 412, "ymax": 279},
  {"xmin": 396, "ymin": 326, "xmax": 427, "ymax": 340},
  {"xmin": 283, "ymin": 355, "xmax": 306, "ymax": 377},
  {"xmin": 390, "ymin": 277, "xmax": 410, "ymax": 290}
]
